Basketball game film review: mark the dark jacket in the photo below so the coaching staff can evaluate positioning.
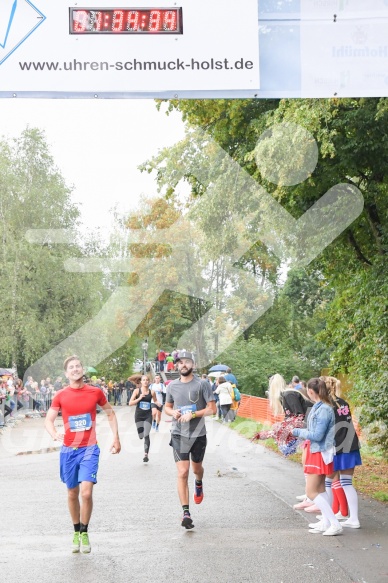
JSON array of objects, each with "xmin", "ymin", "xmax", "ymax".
[{"xmin": 280, "ymin": 389, "xmax": 312, "ymax": 418}]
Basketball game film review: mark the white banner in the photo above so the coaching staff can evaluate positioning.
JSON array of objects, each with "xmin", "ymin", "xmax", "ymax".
[
  {"xmin": 1, "ymin": 1, "xmax": 388, "ymax": 97},
  {"xmin": 300, "ymin": 0, "xmax": 388, "ymax": 18},
  {"xmin": 0, "ymin": 0, "xmax": 260, "ymax": 93},
  {"xmin": 301, "ymin": 19, "xmax": 388, "ymax": 97}
]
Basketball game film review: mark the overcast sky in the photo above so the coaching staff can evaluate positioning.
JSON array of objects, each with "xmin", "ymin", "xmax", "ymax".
[{"xmin": 0, "ymin": 99, "xmax": 186, "ymax": 232}]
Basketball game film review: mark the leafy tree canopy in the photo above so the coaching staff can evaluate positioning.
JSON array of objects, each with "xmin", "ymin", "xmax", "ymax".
[
  {"xmin": 0, "ymin": 128, "xmax": 106, "ymax": 378},
  {"xmin": 147, "ymin": 97, "xmax": 388, "ymax": 451}
]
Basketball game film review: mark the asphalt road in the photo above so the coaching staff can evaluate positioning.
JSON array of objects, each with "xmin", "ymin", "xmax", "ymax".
[{"xmin": 1, "ymin": 407, "xmax": 387, "ymax": 583}]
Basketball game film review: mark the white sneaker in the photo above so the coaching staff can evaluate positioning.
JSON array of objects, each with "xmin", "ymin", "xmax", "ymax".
[
  {"xmin": 341, "ymin": 519, "xmax": 360, "ymax": 529},
  {"xmin": 335, "ymin": 511, "xmax": 349, "ymax": 520},
  {"xmin": 317, "ymin": 512, "xmax": 348, "ymax": 520},
  {"xmin": 323, "ymin": 524, "xmax": 343, "ymax": 536},
  {"xmin": 308, "ymin": 521, "xmax": 328, "ymax": 531}
]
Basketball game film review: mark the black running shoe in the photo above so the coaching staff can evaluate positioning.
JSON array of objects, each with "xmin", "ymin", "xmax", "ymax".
[
  {"xmin": 181, "ymin": 514, "xmax": 194, "ymax": 529},
  {"xmin": 143, "ymin": 455, "xmax": 149, "ymax": 462}
]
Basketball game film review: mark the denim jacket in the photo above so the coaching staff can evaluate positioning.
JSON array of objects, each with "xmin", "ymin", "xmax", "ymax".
[{"xmin": 292, "ymin": 401, "xmax": 335, "ymax": 453}]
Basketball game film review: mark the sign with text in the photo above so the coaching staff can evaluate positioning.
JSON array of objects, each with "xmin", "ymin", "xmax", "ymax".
[
  {"xmin": 1, "ymin": 1, "xmax": 388, "ymax": 97},
  {"xmin": 0, "ymin": 0, "xmax": 260, "ymax": 94}
]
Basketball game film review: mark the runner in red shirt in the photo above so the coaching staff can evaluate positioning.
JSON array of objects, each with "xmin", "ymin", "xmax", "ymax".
[
  {"xmin": 158, "ymin": 349, "xmax": 166, "ymax": 372},
  {"xmin": 45, "ymin": 355, "xmax": 121, "ymax": 554}
]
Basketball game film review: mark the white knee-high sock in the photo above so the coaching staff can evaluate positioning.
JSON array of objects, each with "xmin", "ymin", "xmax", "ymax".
[
  {"xmin": 340, "ymin": 474, "xmax": 359, "ymax": 522},
  {"xmin": 304, "ymin": 474, "xmax": 312, "ymax": 501},
  {"xmin": 313, "ymin": 492, "xmax": 341, "ymax": 527},
  {"xmin": 325, "ymin": 477, "xmax": 333, "ymax": 506}
]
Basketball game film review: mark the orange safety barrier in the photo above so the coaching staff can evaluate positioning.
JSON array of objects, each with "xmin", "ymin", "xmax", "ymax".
[
  {"xmin": 237, "ymin": 394, "xmax": 361, "ymax": 436},
  {"xmin": 237, "ymin": 394, "xmax": 283, "ymax": 425}
]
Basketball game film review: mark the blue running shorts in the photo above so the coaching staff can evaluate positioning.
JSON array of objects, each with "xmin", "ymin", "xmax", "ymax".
[{"xmin": 60, "ymin": 444, "xmax": 100, "ymax": 489}]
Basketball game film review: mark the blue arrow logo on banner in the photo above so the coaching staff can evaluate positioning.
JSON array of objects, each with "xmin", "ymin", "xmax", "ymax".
[{"xmin": 0, "ymin": 0, "xmax": 46, "ymax": 66}]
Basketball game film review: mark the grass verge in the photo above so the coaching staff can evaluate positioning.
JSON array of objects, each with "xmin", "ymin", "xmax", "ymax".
[{"xmin": 229, "ymin": 416, "xmax": 388, "ymax": 504}]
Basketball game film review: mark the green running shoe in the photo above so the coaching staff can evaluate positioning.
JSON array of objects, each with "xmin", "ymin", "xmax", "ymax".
[
  {"xmin": 72, "ymin": 532, "xmax": 80, "ymax": 553},
  {"xmin": 80, "ymin": 531, "xmax": 91, "ymax": 554}
]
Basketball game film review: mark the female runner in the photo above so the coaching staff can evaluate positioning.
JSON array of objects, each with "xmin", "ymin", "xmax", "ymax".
[{"xmin": 129, "ymin": 375, "xmax": 158, "ymax": 462}]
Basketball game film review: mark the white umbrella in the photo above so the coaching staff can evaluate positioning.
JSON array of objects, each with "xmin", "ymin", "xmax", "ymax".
[{"xmin": 207, "ymin": 371, "xmax": 223, "ymax": 378}]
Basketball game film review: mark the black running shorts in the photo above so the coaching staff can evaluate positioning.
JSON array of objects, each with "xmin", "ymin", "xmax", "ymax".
[{"xmin": 169, "ymin": 434, "xmax": 207, "ymax": 463}]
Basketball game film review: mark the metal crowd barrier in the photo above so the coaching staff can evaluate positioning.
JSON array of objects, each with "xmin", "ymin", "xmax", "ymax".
[{"xmin": 0, "ymin": 397, "xmax": 5, "ymax": 427}]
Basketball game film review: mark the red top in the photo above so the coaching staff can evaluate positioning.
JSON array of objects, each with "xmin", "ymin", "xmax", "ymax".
[
  {"xmin": 51, "ymin": 384, "xmax": 107, "ymax": 447},
  {"xmin": 158, "ymin": 351, "xmax": 166, "ymax": 361}
]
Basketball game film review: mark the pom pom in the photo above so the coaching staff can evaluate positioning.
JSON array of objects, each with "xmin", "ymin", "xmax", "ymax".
[
  {"xmin": 278, "ymin": 439, "xmax": 299, "ymax": 457},
  {"xmin": 252, "ymin": 415, "xmax": 304, "ymax": 456},
  {"xmin": 251, "ymin": 430, "xmax": 274, "ymax": 441}
]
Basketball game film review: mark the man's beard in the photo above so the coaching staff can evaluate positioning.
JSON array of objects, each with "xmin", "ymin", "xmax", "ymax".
[{"xmin": 180, "ymin": 366, "xmax": 193, "ymax": 377}]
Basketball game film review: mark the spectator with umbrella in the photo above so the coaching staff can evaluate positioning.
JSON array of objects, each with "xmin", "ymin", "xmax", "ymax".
[
  {"xmin": 224, "ymin": 367, "xmax": 238, "ymax": 386},
  {"xmin": 213, "ymin": 376, "xmax": 234, "ymax": 422},
  {"xmin": 208, "ymin": 364, "xmax": 229, "ymax": 373}
]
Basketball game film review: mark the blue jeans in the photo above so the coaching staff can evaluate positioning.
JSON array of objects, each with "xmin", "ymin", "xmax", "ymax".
[{"xmin": 220, "ymin": 404, "xmax": 231, "ymax": 420}]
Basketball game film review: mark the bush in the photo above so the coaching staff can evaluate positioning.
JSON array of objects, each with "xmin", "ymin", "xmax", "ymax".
[{"xmin": 219, "ymin": 336, "xmax": 319, "ymax": 396}]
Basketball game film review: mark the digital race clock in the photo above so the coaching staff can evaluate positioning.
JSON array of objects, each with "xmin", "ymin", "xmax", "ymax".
[{"xmin": 70, "ymin": 7, "xmax": 183, "ymax": 34}]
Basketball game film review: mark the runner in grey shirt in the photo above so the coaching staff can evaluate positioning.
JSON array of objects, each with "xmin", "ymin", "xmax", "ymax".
[{"xmin": 165, "ymin": 351, "xmax": 216, "ymax": 530}]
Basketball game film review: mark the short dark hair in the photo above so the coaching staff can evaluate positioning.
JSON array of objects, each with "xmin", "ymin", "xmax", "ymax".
[
  {"xmin": 292, "ymin": 376, "xmax": 300, "ymax": 383},
  {"xmin": 63, "ymin": 355, "xmax": 82, "ymax": 371}
]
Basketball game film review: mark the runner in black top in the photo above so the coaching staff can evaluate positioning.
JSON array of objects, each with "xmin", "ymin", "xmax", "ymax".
[{"xmin": 129, "ymin": 375, "xmax": 158, "ymax": 462}]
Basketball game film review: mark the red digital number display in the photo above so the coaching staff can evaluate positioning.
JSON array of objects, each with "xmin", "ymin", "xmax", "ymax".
[{"xmin": 70, "ymin": 8, "xmax": 183, "ymax": 34}]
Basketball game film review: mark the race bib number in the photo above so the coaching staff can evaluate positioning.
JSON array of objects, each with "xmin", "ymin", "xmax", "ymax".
[
  {"xmin": 180, "ymin": 404, "xmax": 197, "ymax": 415},
  {"xmin": 139, "ymin": 401, "xmax": 151, "ymax": 411},
  {"xmin": 69, "ymin": 413, "xmax": 92, "ymax": 432}
]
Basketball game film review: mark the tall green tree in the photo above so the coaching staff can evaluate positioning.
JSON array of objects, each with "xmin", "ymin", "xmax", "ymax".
[
  {"xmin": 0, "ymin": 128, "xmax": 105, "ymax": 377},
  {"xmin": 124, "ymin": 196, "xmax": 211, "ymax": 355},
  {"xmin": 220, "ymin": 336, "xmax": 318, "ymax": 397},
  {"xmin": 146, "ymin": 97, "xmax": 388, "ymax": 450}
]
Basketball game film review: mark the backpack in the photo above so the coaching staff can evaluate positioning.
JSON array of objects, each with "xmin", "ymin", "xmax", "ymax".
[{"xmin": 232, "ymin": 385, "xmax": 241, "ymax": 402}]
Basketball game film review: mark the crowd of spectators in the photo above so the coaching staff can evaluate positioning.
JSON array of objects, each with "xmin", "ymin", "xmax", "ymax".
[
  {"xmin": 0, "ymin": 375, "xmax": 67, "ymax": 424},
  {"xmin": 0, "ymin": 373, "xmax": 146, "ymax": 427},
  {"xmin": 0, "ymin": 367, "xmax": 307, "ymax": 429},
  {"xmin": 154, "ymin": 349, "xmax": 179, "ymax": 372}
]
